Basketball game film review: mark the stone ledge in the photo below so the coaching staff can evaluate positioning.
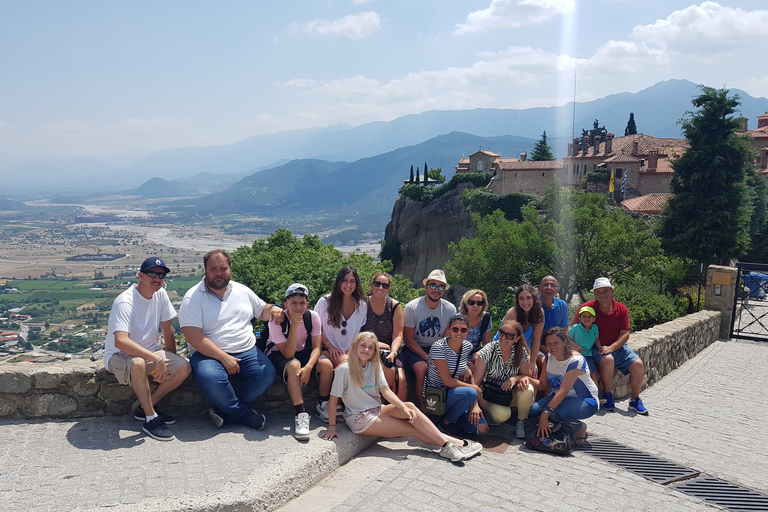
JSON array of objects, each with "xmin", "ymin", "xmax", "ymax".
[{"xmin": 0, "ymin": 310, "xmax": 721, "ymax": 419}]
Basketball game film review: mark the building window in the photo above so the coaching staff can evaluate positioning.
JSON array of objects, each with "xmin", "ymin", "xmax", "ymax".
[
  {"xmin": 514, "ymin": 172, "xmax": 517, "ymax": 177},
  {"xmin": 477, "ymin": 160, "xmax": 484, "ymax": 171},
  {"xmin": 542, "ymin": 172, "xmax": 545, "ymax": 176}
]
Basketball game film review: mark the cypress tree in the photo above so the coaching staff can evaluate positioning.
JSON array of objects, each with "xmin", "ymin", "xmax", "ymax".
[
  {"xmin": 625, "ymin": 112, "xmax": 637, "ymax": 135},
  {"xmin": 415, "ymin": 166, "xmax": 420, "ymax": 185},
  {"xmin": 409, "ymin": 165, "xmax": 414, "ymax": 183}
]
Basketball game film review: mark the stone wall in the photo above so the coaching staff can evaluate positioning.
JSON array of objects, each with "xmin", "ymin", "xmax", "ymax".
[{"xmin": 0, "ymin": 310, "xmax": 721, "ymax": 419}]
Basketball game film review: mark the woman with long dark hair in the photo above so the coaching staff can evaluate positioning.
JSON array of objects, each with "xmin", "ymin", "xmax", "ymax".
[{"xmin": 501, "ymin": 284, "xmax": 545, "ymax": 378}]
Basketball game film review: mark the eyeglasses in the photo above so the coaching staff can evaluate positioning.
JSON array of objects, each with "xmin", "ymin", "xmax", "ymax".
[
  {"xmin": 450, "ymin": 326, "xmax": 469, "ymax": 333},
  {"xmin": 372, "ymin": 281, "xmax": 391, "ymax": 289},
  {"xmin": 341, "ymin": 320, "xmax": 347, "ymax": 336},
  {"xmin": 144, "ymin": 271, "xmax": 167, "ymax": 279},
  {"xmin": 499, "ymin": 330, "xmax": 520, "ymax": 340},
  {"xmin": 428, "ymin": 283, "xmax": 446, "ymax": 291},
  {"xmin": 466, "ymin": 299, "xmax": 485, "ymax": 306}
]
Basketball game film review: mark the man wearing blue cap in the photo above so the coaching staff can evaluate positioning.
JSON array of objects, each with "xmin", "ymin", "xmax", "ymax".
[{"xmin": 104, "ymin": 257, "xmax": 191, "ymax": 441}]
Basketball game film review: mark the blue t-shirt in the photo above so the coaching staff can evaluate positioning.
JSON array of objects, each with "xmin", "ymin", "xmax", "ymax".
[{"xmin": 541, "ymin": 296, "xmax": 569, "ymax": 331}]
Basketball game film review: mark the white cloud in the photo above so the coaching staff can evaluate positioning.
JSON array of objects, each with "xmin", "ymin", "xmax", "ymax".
[
  {"xmin": 279, "ymin": 78, "xmax": 319, "ymax": 88},
  {"xmin": 291, "ymin": 11, "xmax": 381, "ymax": 39},
  {"xmin": 455, "ymin": 0, "xmax": 574, "ymax": 35}
]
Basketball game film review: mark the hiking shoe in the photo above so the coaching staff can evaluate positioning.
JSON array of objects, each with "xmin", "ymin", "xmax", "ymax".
[
  {"xmin": 603, "ymin": 392, "xmax": 615, "ymax": 412},
  {"xmin": 294, "ymin": 412, "xmax": 310, "ymax": 441},
  {"xmin": 459, "ymin": 439, "xmax": 483, "ymax": 459},
  {"xmin": 315, "ymin": 401, "xmax": 330, "ymax": 423},
  {"xmin": 134, "ymin": 405, "xmax": 176, "ymax": 425},
  {"xmin": 439, "ymin": 442, "xmax": 465, "ymax": 462},
  {"xmin": 515, "ymin": 420, "xmax": 526, "ymax": 439},
  {"xmin": 208, "ymin": 407, "xmax": 224, "ymax": 428},
  {"xmin": 247, "ymin": 409, "xmax": 266, "ymax": 430},
  {"xmin": 628, "ymin": 397, "xmax": 649, "ymax": 415},
  {"xmin": 142, "ymin": 417, "xmax": 174, "ymax": 441}
]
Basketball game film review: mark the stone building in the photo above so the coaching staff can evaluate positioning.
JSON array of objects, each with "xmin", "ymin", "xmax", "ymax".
[
  {"xmin": 456, "ymin": 149, "xmax": 564, "ymax": 196},
  {"xmin": 745, "ymin": 113, "xmax": 768, "ymax": 173}
]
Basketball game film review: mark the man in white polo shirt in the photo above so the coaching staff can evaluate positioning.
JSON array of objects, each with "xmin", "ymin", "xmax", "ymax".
[
  {"xmin": 104, "ymin": 256, "xmax": 191, "ymax": 441},
  {"xmin": 179, "ymin": 250, "xmax": 283, "ymax": 430}
]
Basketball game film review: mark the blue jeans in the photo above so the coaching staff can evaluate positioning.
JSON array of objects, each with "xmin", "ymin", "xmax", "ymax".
[
  {"xmin": 529, "ymin": 393, "xmax": 598, "ymax": 423},
  {"xmin": 446, "ymin": 386, "xmax": 487, "ymax": 435},
  {"xmin": 190, "ymin": 346, "xmax": 276, "ymax": 424}
]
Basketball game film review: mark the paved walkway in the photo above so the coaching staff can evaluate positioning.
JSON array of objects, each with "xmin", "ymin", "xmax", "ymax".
[{"xmin": 1, "ymin": 339, "xmax": 765, "ymax": 512}]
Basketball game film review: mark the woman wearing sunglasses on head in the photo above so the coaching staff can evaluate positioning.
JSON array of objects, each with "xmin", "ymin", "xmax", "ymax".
[
  {"xmin": 424, "ymin": 314, "xmax": 488, "ymax": 435},
  {"xmin": 500, "ymin": 284, "xmax": 545, "ymax": 380},
  {"xmin": 471, "ymin": 320, "xmax": 535, "ymax": 439},
  {"xmin": 459, "ymin": 289, "xmax": 492, "ymax": 355},
  {"xmin": 361, "ymin": 272, "xmax": 408, "ymax": 402}
]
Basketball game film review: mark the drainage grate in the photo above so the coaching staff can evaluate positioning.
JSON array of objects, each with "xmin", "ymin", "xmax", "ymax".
[
  {"xmin": 581, "ymin": 437, "xmax": 700, "ymax": 485},
  {"xmin": 673, "ymin": 477, "xmax": 768, "ymax": 512}
]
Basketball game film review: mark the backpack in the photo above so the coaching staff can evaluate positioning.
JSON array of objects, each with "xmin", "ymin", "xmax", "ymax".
[{"xmin": 256, "ymin": 310, "xmax": 313, "ymax": 354}]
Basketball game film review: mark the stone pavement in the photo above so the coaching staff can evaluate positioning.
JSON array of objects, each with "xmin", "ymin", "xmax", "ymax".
[{"xmin": 1, "ymin": 339, "xmax": 765, "ymax": 512}]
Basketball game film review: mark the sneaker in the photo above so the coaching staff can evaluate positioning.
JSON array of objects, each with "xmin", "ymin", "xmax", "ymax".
[
  {"xmin": 208, "ymin": 407, "xmax": 224, "ymax": 428},
  {"xmin": 294, "ymin": 412, "xmax": 310, "ymax": 441},
  {"xmin": 134, "ymin": 406, "xmax": 176, "ymax": 425},
  {"xmin": 628, "ymin": 397, "xmax": 649, "ymax": 415},
  {"xmin": 515, "ymin": 420, "xmax": 526, "ymax": 439},
  {"xmin": 142, "ymin": 417, "xmax": 174, "ymax": 441},
  {"xmin": 439, "ymin": 442, "xmax": 465, "ymax": 462},
  {"xmin": 315, "ymin": 401, "xmax": 330, "ymax": 424},
  {"xmin": 459, "ymin": 439, "xmax": 483, "ymax": 459},
  {"xmin": 603, "ymin": 392, "xmax": 615, "ymax": 412},
  {"xmin": 247, "ymin": 409, "xmax": 267, "ymax": 430}
]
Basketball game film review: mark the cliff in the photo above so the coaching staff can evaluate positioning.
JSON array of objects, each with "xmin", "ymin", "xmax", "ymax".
[{"xmin": 384, "ymin": 183, "xmax": 475, "ymax": 288}]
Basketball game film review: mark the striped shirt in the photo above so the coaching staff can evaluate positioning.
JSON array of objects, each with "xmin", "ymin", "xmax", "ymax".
[
  {"xmin": 476, "ymin": 341, "xmax": 530, "ymax": 386},
  {"xmin": 424, "ymin": 338, "xmax": 472, "ymax": 392}
]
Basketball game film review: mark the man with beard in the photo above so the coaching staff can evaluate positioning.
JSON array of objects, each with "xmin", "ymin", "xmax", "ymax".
[{"xmin": 179, "ymin": 250, "xmax": 283, "ymax": 429}]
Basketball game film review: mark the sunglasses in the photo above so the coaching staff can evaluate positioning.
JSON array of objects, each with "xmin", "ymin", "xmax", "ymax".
[
  {"xmin": 372, "ymin": 281, "xmax": 391, "ymax": 289},
  {"xmin": 428, "ymin": 283, "xmax": 446, "ymax": 291},
  {"xmin": 341, "ymin": 320, "xmax": 347, "ymax": 336},
  {"xmin": 499, "ymin": 330, "xmax": 520, "ymax": 340},
  {"xmin": 466, "ymin": 299, "xmax": 485, "ymax": 306},
  {"xmin": 144, "ymin": 271, "xmax": 167, "ymax": 279},
  {"xmin": 450, "ymin": 326, "xmax": 469, "ymax": 333}
]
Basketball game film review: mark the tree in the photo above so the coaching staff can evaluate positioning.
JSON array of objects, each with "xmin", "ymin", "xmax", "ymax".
[
  {"xmin": 409, "ymin": 165, "xmax": 414, "ymax": 184},
  {"xmin": 625, "ymin": 112, "xmax": 637, "ymax": 135},
  {"xmin": 658, "ymin": 87, "xmax": 756, "ymax": 266},
  {"xmin": 415, "ymin": 167, "xmax": 420, "ymax": 185},
  {"xmin": 427, "ymin": 166, "xmax": 446, "ymax": 184},
  {"xmin": 530, "ymin": 131, "xmax": 555, "ymax": 161}
]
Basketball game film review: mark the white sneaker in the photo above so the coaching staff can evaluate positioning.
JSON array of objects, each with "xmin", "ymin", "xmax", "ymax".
[
  {"xmin": 459, "ymin": 439, "xmax": 483, "ymax": 459},
  {"xmin": 294, "ymin": 412, "xmax": 310, "ymax": 441},
  {"xmin": 208, "ymin": 407, "xmax": 224, "ymax": 428},
  {"xmin": 315, "ymin": 401, "xmax": 329, "ymax": 423},
  {"xmin": 439, "ymin": 442, "xmax": 465, "ymax": 462},
  {"xmin": 516, "ymin": 420, "xmax": 526, "ymax": 439}
]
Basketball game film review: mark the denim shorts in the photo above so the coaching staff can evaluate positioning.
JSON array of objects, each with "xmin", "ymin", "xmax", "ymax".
[
  {"xmin": 398, "ymin": 346, "xmax": 428, "ymax": 370},
  {"xmin": 593, "ymin": 345, "xmax": 640, "ymax": 375}
]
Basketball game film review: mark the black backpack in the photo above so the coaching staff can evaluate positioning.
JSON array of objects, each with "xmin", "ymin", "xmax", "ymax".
[{"xmin": 256, "ymin": 310, "xmax": 313, "ymax": 354}]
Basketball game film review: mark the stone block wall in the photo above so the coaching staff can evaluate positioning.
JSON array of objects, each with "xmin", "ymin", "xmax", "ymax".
[{"xmin": 0, "ymin": 310, "xmax": 721, "ymax": 419}]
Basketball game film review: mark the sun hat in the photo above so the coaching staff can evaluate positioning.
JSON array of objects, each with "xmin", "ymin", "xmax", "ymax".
[
  {"xmin": 422, "ymin": 269, "xmax": 450, "ymax": 290},
  {"xmin": 591, "ymin": 277, "xmax": 614, "ymax": 291}
]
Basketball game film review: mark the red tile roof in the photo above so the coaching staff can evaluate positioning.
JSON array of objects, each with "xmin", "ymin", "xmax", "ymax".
[{"xmin": 621, "ymin": 193, "xmax": 673, "ymax": 214}]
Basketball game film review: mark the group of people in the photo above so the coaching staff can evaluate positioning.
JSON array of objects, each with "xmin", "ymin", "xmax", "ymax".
[{"xmin": 104, "ymin": 252, "xmax": 647, "ymax": 462}]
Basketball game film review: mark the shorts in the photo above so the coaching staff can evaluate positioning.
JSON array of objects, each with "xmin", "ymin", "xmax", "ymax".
[
  {"xmin": 583, "ymin": 354, "xmax": 597, "ymax": 372},
  {"xmin": 268, "ymin": 345, "xmax": 313, "ymax": 383},
  {"xmin": 348, "ymin": 405, "xmax": 382, "ymax": 434},
  {"xmin": 593, "ymin": 345, "xmax": 640, "ymax": 375},
  {"xmin": 107, "ymin": 350, "xmax": 188, "ymax": 386},
  {"xmin": 398, "ymin": 346, "xmax": 428, "ymax": 370}
]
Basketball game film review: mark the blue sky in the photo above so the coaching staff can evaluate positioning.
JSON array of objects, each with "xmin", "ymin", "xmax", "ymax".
[{"xmin": 1, "ymin": 0, "xmax": 767, "ymax": 167}]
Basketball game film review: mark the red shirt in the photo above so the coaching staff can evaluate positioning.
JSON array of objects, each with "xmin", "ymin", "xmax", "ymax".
[{"xmin": 572, "ymin": 299, "xmax": 629, "ymax": 345}]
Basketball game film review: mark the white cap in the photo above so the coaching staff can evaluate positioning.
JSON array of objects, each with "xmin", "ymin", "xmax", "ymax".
[{"xmin": 591, "ymin": 277, "xmax": 614, "ymax": 291}]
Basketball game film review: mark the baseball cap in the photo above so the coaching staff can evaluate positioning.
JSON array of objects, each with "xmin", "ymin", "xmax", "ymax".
[
  {"xmin": 285, "ymin": 283, "xmax": 309, "ymax": 299},
  {"xmin": 578, "ymin": 306, "xmax": 596, "ymax": 317},
  {"xmin": 140, "ymin": 257, "xmax": 171, "ymax": 274}
]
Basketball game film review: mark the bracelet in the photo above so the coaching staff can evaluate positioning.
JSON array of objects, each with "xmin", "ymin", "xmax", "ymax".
[
  {"xmin": 396, "ymin": 400, "xmax": 403, "ymax": 409},
  {"xmin": 543, "ymin": 407, "xmax": 555, "ymax": 416}
]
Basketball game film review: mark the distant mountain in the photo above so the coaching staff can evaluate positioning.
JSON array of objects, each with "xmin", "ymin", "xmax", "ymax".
[{"xmin": 125, "ymin": 177, "xmax": 184, "ymax": 199}]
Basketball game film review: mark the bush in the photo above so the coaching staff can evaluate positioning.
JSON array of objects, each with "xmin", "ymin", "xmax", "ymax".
[
  {"xmin": 585, "ymin": 168, "xmax": 610, "ymax": 183},
  {"xmin": 613, "ymin": 280, "xmax": 683, "ymax": 332},
  {"xmin": 399, "ymin": 172, "xmax": 494, "ymax": 204},
  {"xmin": 461, "ymin": 189, "xmax": 539, "ymax": 221}
]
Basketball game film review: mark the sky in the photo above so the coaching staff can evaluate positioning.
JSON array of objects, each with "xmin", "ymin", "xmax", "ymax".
[{"xmin": 1, "ymin": 0, "xmax": 767, "ymax": 167}]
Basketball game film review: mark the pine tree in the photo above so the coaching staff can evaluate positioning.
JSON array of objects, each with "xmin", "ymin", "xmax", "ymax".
[
  {"xmin": 625, "ymin": 112, "xmax": 637, "ymax": 136},
  {"xmin": 415, "ymin": 166, "xmax": 420, "ymax": 185},
  {"xmin": 658, "ymin": 87, "xmax": 756, "ymax": 266},
  {"xmin": 409, "ymin": 165, "xmax": 414, "ymax": 183},
  {"xmin": 530, "ymin": 131, "xmax": 555, "ymax": 161}
]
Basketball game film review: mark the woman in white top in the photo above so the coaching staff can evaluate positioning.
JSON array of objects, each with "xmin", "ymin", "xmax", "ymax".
[
  {"xmin": 314, "ymin": 265, "xmax": 368, "ymax": 368},
  {"xmin": 321, "ymin": 332, "xmax": 482, "ymax": 462}
]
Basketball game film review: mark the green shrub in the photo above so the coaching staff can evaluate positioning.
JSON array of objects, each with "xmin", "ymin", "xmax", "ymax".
[
  {"xmin": 399, "ymin": 172, "xmax": 494, "ymax": 204},
  {"xmin": 585, "ymin": 168, "xmax": 610, "ymax": 183},
  {"xmin": 613, "ymin": 280, "xmax": 682, "ymax": 332},
  {"xmin": 461, "ymin": 189, "xmax": 539, "ymax": 221}
]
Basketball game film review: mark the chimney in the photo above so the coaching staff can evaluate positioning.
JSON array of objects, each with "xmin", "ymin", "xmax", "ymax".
[
  {"xmin": 520, "ymin": 152, "xmax": 527, "ymax": 162},
  {"xmin": 736, "ymin": 117, "xmax": 748, "ymax": 132},
  {"xmin": 632, "ymin": 141, "xmax": 639, "ymax": 156},
  {"xmin": 761, "ymin": 148, "xmax": 768, "ymax": 170},
  {"xmin": 606, "ymin": 133, "xmax": 614, "ymax": 154},
  {"xmin": 647, "ymin": 149, "xmax": 659, "ymax": 171},
  {"xmin": 573, "ymin": 138, "xmax": 580, "ymax": 156},
  {"xmin": 582, "ymin": 135, "xmax": 589, "ymax": 155},
  {"xmin": 592, "ymin": 140, "xmax": 599, "ymax": 156},
  {"xmin": 758, "ymin": 113, "xmax": 768, "ymax": 129},
  {"xmin": 567, "ymin": 142, "xmax": 573, "ymax": 157}
]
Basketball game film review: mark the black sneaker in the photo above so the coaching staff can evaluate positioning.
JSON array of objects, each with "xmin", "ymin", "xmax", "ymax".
[
  {"xmin": 134, "ymin": 405, "xmax": 176, "ymax": 425},
  {"xmin": 246, "ymin": 409, "xmax": 266, "ymax": 430},
  {"xmin": 142, "ymin": 417, "xmax": 174, "ymax": 441}
]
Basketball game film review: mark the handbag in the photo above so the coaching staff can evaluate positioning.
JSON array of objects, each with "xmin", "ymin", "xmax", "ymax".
[
  {"xmin": 482, "ymin": 381, "xmax": 514, "ymax": 407},
  {"xmin": 524, "ymin": 408, "xmax": 577, "ymax": 455},
  {"xmin": 425, "ymin": 343, "xmax": 466, "ymax": 421}
]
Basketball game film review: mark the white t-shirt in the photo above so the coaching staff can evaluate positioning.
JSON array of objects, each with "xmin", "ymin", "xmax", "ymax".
[
  {"xmin": 265, "ymin": 310, "xmax": 322, "ymax": 356},
  {"xmin": 545, "ymin": 352, "xmax": 599, "ymax": 402},
  {"xmin": 330, "ymin": 361, "xmax": 386, "ymax": 427},
  {"xmin": 313, "ymin": 295, "xmax": 367, "ymax": 353},
  {"xmin": 403, "ymin": 297, "xmax": 457, "ymax": 349},
  {"xmin": 103, "ymin": 284, "xmax": 176, "ymax": 368},
  {"xmin": 178, "ymin": 279, "xmax": 266, "ymax": 355}
]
